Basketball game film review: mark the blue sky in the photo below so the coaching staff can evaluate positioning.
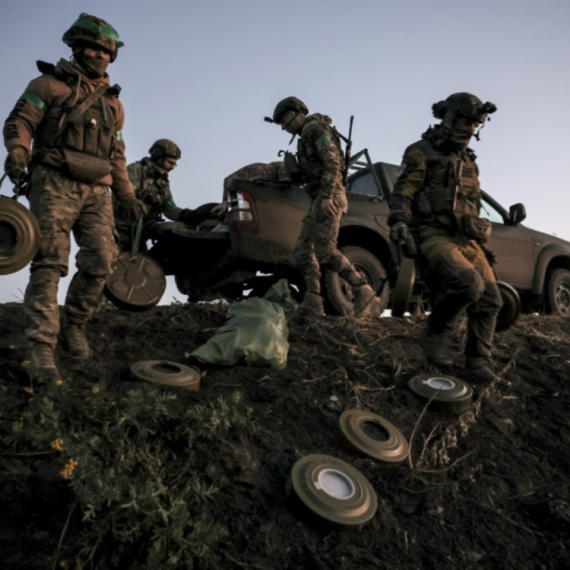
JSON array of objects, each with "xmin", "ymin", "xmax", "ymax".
[{"xmin": 1, "ymin": 0, "xmax": 569, "ymax": 304}]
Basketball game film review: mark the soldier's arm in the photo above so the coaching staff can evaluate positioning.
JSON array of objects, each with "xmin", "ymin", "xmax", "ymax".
[
  {"xmin": 109, "ymin": 100, "xmax": 136, "ymax": 202},
  {"xmin": 161, "ymin": 187, "xmax": 183, "ymax": 221},
  {"xmin": 305, "ymin": 122, "xmax": 342, "ymax": 198},
  {"xmin": 387, "ymin": 146, "xmax": 427, "ymax": 226},
  {"xmin": 3, "ymin": 75, "xmax": 53, "ymax": 156},
  {"xmin": 127, "ymin": 162, "xmax": 145, "ymax": 195}
]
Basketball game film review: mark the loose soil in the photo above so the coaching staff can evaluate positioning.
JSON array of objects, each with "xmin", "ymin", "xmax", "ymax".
[{"xmin": 1, "ymin": 300, "xmax": 569, "ymax": 569}]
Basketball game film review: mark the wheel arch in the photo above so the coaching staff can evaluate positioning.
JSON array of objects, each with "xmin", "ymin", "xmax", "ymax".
[
  {"xmin": 337, "ymin": 226, "xmax": 395, "ymax": 273},
  {"xmin": 532, "ymin": 245, "xmax": 570, "ymax": 296}
]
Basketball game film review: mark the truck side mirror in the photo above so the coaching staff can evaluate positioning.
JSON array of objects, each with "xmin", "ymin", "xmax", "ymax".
[{"xmin": 509, "ymin": 203, "xmax": 526, "ymax": 225}]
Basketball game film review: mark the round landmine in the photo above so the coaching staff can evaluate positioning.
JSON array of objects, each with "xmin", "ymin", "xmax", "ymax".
[
  {"xmin": 286, "ymin": 454, "xmax": 377, "ymax": 530},
  {"xmin": 391, "ymin": 257, "xmax": 416, "ymax": 317},
  {"xmin": 337, "ymin": 409, "xmax": 409, "ymax": 466},
  {"xmin": 105, "ymin": 252, "xmax": 166, "ymax": 311},
  {"xmin": 408, "ymin": 373, "xmax": 473, "ymax": 414},
  {"xmin": 130, "ymin": 360, "xmax": 200, "ymax": 391},
  {"xmin": 0, "ymin": 196, "xmax": 40, "ymax": 275}
]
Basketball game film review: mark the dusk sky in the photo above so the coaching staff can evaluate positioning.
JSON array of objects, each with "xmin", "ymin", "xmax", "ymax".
[{"xmin": 1, "ymin": 0, "xmax": 569, "ymax": 304}]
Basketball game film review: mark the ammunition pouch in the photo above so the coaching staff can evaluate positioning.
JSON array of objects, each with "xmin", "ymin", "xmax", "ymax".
[
  {"xmin": 429, "ymin": 187, "xmax": 455, "ymax": 214},
  {"xmin": 61, "ymin": 149, "xmax": 112, "ymax": 183},
  {"xmin": 416, "ymin": 190, "xmax": 432, "ymax": 216},
  {"xmin": 461, "ymin": 214, "xmax": 491, "ymax": 243}
]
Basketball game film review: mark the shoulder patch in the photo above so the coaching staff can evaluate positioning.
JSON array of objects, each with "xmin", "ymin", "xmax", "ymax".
[
  {"xmin": 21, "ymin": 90, "xmax": 47, "ymax": 113},
  {"xmin": 315, "ymin": 134, "xmax": 331, "ymax": 147}
]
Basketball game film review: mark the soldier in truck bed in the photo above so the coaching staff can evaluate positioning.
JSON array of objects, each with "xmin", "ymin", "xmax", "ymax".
[
  {"xmin": 267, "ymin": 96, "xmax": 378, "ymax": 318},
  {"xmin": 3, "ymin": 13, "xmax": 146, "ymax": 382},
  {"xmin": 114, "ymin": 139, "xmax": 221, "ymax": 253},
  {"xmin": 388, "ymin": 92, "xmax": 502, "ymax": 383},
  {"xmin": 211, "ymin": 160, "xmax": 287, "ymax": 215}
]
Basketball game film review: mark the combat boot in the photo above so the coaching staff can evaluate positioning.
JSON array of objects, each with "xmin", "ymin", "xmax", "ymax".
[
  {"xmin": 465, "ymin": 357, "xmax": 498, "ymax": 384},
  {"xmin": 63, "ymin": 323, "xmax": 92, "ymax": 360},
  {"xmin": 297, "ymin": 291, "xmax": 324, "ymax": 318},
  {"xmin": 353, "ymin": 284, "xmax": 378, "ymax": 318},
  {"xmin": 418, "ymin": 328, "xmax": 455, "ymax": 368},
  {"xmin": 25, "ymin": 342, "xmax": 60, "ymax": 383}
]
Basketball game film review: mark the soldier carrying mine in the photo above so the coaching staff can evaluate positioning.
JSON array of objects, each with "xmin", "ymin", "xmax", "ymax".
[
  {"xmin": 2, "ymin": 13, "xmax": 146, "ymax": 382},
  {"xmin": 388, "ymin": 92, "xmax": 502, "ymax": 383}
]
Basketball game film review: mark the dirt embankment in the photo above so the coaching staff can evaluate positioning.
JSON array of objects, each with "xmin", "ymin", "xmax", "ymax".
[{"xmin": 1, "ymin": 301, "xmax": 569, "ymax": 569}]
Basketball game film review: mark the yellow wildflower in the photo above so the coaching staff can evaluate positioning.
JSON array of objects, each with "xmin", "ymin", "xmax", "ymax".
[
  {"xmin": 60, "ymin": 458, "xmax": 79, "ymax": 479},
  {"xmin": 55, "ymin": 379, "xmax": 64, "ymax": 386},
  {"xmin": 92, "ymin": 386, "xmax": 100, "ymax": 394},
  {"xmin": 50, "ymin": 438, "xmax": 64, "ymax": 452}
]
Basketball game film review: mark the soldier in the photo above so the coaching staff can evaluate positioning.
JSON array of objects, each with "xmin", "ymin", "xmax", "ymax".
[
  {"xmin": 114, "ymin": 139, "xmax": 220, "ymax": 252},
  {"xmin": 3, "ymin": 13, "xmax": 146, "ymax": 381},
  {"xmin": 267, "ymin": 97, "xmax": 377, "ymax": 317},
  {"xmin": 212, "ymin": 160, "xmax": 287, "ymax": 215},
  {"xmin": 388, "ymin": 92, "xmax": 502, "ymax": 383}
]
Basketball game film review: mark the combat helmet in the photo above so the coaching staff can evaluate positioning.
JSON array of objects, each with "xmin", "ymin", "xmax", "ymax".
[
  {"xmin": 62, "ymin": 13, "xmax": 124, "ymax": 62},
  {"xmin": 149, "ymin": 139, "xmax": 182, "ymax": 160},
  {"xmin": 272, "ymin": 97, "xmax": 309, "ymax": 124},
  {"xmin": 432, "ymin": 92, "xmax": 497, "ymax": 123}
]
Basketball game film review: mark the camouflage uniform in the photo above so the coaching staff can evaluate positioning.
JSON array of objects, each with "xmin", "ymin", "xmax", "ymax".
[
  {"xmin": 3, "ymin": 55, "xmax": 136, "ymax": 364},
  {"xmin": 223, "ymin": 161, "xmax": 286, "ymax": 201},
  {"xmin": 294, "ymin": 114, "xmax": 366, "ymax": 296},
  {"xmin": 114, "ymin": 157, "xmax": 184, "ymax": 253},
  {"xmin": 388, "ymin": 124, "xmax": 502, "ymax": 361}
]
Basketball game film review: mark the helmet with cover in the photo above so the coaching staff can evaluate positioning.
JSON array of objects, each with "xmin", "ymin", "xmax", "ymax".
[
  {"xmin": 432, "ymin": 92, "xmax": 497, "ymax": 124},
  {"xmin": 272, "ymin": 97, "xmax": 309, "ymax": 124},
  {"xmin": 62, "ymin": 13, "xmax": 123, "ymax": 62},
  {"xmin": 149, "ymin": 139, "xmax": 182, "ymax": 160}
]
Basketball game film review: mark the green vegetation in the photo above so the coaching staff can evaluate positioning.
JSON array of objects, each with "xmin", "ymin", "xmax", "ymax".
[{"xmin": 5, "ymin": 379, "xmax": 252, "ymax": 569}]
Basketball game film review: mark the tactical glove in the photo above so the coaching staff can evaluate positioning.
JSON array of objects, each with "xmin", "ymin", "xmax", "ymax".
[
  {"xmin": 179, "ymin": 208, "xmax": 219, "ymax": 226},
  {"xmin": 389, "ymin": 221, "xmax": 417, "ymax": 257},
  {"xmin": 480, "ymin": 243, "xmax": 497, "ymax": 266},
  {"xmin": 121, "ymin": 196, "xmax": 147, "ymax": 222},
  {"xmin": 4, "ymin": 148, "xmax": 30, "ymax": 183}
]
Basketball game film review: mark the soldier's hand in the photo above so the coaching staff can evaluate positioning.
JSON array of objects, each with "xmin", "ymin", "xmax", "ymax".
[
  {"xmin": 321, "ymin": 197, "xmax": 338, "ymax": 218},
  {"xmin": 390, "ymin": 221, "xmax": 417, "ymax": 257},
  {"xmin": 4, "ymin": 148, "xmax": 30, "ymax": 183},
  {"xmin": 121, "ymin": 196, "xmax": 147, "ymax": 222},
  {"xmin": 211, "ymin": 201, "xmax": 227, "ymax": 215}
]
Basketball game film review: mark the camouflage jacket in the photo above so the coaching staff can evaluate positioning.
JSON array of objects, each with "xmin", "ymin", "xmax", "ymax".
[
  {"xmin": 3, "ymin": 58, "xmax": 133, "ymax": 201},
  {"xmin": 388, "ymin": 126, "xmax": 482, "ymax": 240},
  {"xmin": 296, "ymin": 114, "xmax": 347, "ymax": 211},
  {"xmin": 114, "ymin": 157, "xmax": 182, "ymax": 229},
  {"xmin": 223, "ymin": 161, "xmax": 285, "ymax": 201}
]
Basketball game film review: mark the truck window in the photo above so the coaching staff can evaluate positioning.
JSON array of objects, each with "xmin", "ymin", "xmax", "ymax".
[
  {"xmin": 480, "ymin": 199, "xmax": 504, "ymax": 224},
  {"xmin": 348, "ymin": 172, "xmax": 379, "ymax": 197}
]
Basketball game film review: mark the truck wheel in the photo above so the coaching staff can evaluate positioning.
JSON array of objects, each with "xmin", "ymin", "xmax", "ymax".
[
  {"xmin": 323, "ymin": 246, "xmax": 389, "ymax": 316},
  {"xmin": 546, "ymin": 268, "xmax": 570, "ymax": 317}
]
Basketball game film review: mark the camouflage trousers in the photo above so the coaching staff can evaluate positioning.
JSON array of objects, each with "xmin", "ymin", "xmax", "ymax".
[
  {"xmin": 24, "ymin": 166, "xmax": 118, "ymax": 347},
  {"xmin": 294, "ymin": 197, "xmax": 365, "ymax": 295},
  {"xmin": 420, "ymin": 234, "xmax": 502, "ymax": 358}
]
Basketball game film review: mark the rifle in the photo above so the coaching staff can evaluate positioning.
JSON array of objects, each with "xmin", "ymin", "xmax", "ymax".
[
  {"xmin": 333, "ymin": 116, "xmax": 353, "ymax": 186},
  {"xmin": 343, "ymin": 116, "xmax": 354, "ymax": 186}
]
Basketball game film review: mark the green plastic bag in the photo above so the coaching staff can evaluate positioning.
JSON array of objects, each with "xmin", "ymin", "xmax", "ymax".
[{"xmin": 190, "ymin": 279, "xmax": 296, "ymax": 370}]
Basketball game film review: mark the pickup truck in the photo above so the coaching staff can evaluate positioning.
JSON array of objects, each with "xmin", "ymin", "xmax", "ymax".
[{"xmin": 149, "ymin": 157, "xmax": 570, "ymax": 317}]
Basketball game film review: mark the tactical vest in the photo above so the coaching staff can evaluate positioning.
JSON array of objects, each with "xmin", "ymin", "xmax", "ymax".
[
  {"xmin": 414, "ymin": 139, "xmax": 480, "ymax": 220},
  {"xmin": 38, "ymin": 61, "xmax": 119, "ymax": 182}
]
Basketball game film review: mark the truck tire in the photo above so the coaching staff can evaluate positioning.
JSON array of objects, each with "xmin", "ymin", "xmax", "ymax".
[
  {"xmin": 546, "ymin": 268, "xmax": 570, "ymax": 317},
  {"xmin": 323, "ymin": 246, "xmax": 389, "ymax": 316}
]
